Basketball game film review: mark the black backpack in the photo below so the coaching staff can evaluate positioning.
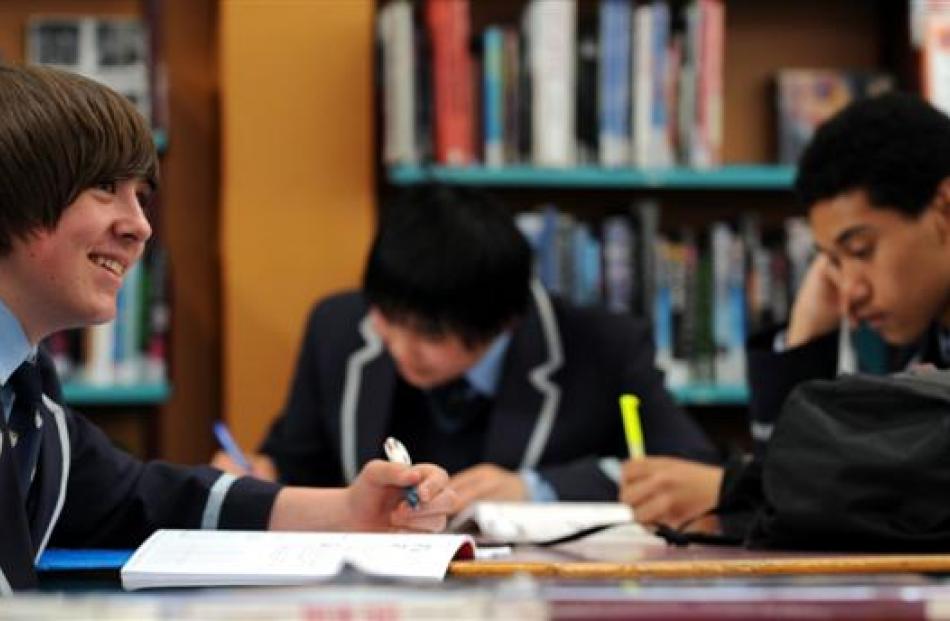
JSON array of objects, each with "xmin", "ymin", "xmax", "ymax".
[{"xmin": 715, "ymin": 370, "xmax": 950, "ymax": 551}]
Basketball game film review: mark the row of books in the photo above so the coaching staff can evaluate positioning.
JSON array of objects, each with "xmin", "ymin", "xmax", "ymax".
[
  {"xmin": 45, "ymin": 246, "xmax": 170, "ymax": 388},
  {"xmin": 378, "ymin": 0, "xmax": 724, "ymax": 170},
  {"xmin": 516, "ymin": 204, "xmax": 814, "ymax": 389}
]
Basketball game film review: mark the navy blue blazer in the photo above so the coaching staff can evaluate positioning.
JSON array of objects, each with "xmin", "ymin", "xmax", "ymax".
[
  {"xmin": 260, "ymin": 285, "xmax": 720, "ymax": 500},
  {"xmin": 0, "ymin": 351, "xmax": 280, "ymax": 592}
]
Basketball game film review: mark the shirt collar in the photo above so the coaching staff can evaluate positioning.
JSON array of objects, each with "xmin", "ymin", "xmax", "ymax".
[
  {"xmin": 0, "ymin": 297, "xmax": 35, "ymax": 386},
  {"xmin": 465, "ymin": 331, "xmax": 512, "ymax": 398}
]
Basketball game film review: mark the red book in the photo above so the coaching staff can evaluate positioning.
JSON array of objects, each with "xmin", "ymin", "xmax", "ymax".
[{"xmin": 426, "ymin": 0, "xmax": 475, "ymax": 165}]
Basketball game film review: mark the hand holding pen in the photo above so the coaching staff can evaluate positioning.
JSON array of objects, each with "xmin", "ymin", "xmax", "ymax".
[
  {"xmin": 384, "ymin": 436, "xmax": 420, "ymax": 508},
  {"xmin": 211, "ymin": 421, "xmax": 278, "ymax": 481},
  {"xmin": 340, "ymin": 439, "xmax": 455, "ymax": 532}
]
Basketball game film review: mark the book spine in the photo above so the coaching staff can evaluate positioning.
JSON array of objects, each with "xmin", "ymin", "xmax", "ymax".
[
  {"xmin": 426, "ymin": 0, "xmax": 475, "ymax": 165},
  {"xmin": 695, "ymin": 0, "xmax": 724, "ymax": 168},
  {"xmin": 649, "ymin": 1, "xmax": 673, "ymax": 167},
  {"xmin": 528, "ymin": 0, "xmax": 577, "ymax": 167},
  {"xmin": 483, "ymin": 26, "xmax": 505, "ymax": 167},
  {"xmin": 631, "ymin": 3, "xmax": 653, "ymax": 168},
  {"xmin": 598, "ymin": 0, "xmax": 632, "ymax": 167},
  {"xmin": 379, "ymin": 0, "xmax": 418, "ymax": 165}
]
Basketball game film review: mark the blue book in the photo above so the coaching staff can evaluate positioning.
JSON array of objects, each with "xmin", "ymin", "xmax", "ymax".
[
  {"xmin": 482, "ymin": 27, "xmax": 505, "ymax": 167},
  {"xmin": 598, "ymin": 0, "xmax": 631, "ymax": 167},
  {"xmin": 37, "ymin": 548, "xmax": 133, "ymax": 572}
]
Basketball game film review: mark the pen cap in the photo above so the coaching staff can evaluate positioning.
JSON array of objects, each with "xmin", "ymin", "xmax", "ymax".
[{"xmin": 384, "ymin": 436, "xmax": 412, "ymax": 465}]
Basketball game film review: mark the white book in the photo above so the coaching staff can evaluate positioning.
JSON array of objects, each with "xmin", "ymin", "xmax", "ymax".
[
  {"xmin": 526, "ymin": 0, "xmax": 577, "ymax": 167},
  {"xmin": 121, "ymin": 530, "xmax": 475, "ymax": 590},
  {"xmin": 631, "ymin": 3, "xmax": 653, "ymax": 167},
  {"xmin": 378, "ymin": 1, "xmax": 418, "ymax": 165},
  {"xmin": 449, "ymin": 501, "xmax": 657, "ymax": 544}
]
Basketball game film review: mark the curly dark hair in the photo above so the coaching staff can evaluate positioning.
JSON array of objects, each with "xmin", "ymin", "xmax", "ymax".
[{"xmin": 795, "ymin": 93, "xmax": 950, "ymax": 216}]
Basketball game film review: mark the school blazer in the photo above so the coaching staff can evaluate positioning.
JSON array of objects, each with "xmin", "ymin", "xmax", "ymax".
[
  {"xmin": 260, "ymin": 284, "xmax": 719, "ymax": 500},
  {"xmin": 0, "ymin": 351, "xmax": 280, "ymax": 593}
]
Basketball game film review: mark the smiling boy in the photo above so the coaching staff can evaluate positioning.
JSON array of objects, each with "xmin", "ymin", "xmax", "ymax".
[{"xmin": 0, "ymin": 64, "xmax": 453, "ymax": 593}]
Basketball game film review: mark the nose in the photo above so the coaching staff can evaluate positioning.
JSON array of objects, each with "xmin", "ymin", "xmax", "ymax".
[
  {"xmin": 116, "ymin": 191, "xmax": 153, "ymax": 244},
  {"xmin": 839, "ymin": 263, "xmax": 871, "ymax": 318}
]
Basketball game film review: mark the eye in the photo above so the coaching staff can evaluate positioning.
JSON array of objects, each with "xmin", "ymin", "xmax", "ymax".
[
  {"xmin": 844, "ymin": 243, "xmax": 875, "ymax": 261},
  {"xmin": 94, "ymin": 180, "xmax": 118, "ymax": 194}
]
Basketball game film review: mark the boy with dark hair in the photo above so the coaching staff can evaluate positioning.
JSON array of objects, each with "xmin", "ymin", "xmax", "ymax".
[
  {"xmin": 0, "ymin": 64, "xmax": 453, "ymax": 593},
  {"xmin": 619, "ymin": 93, "xmax": 950, "ymax": 528},
  {"xmin": 215, "ymin": 185, "xmax": 719, "ymax": 510},
  {"xmin": 745, "ymin": 92, "xmax": 950, "ymax": 446}
]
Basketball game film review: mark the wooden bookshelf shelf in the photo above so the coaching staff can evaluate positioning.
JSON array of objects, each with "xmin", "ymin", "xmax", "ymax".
[
  {"xmin": 671, "ymin": 383, "xmax": 748, "ymax": 406},
  {"xmin": 388, "ymin": 164, "xmax": 795, "ymax": 190},
  {"xmin": 62, "ymin": 381, "xmax": 171, "ymax": 406}
]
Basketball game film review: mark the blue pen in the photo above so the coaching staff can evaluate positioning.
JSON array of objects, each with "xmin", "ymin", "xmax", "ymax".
[
  {"xmin": 213, "ymin": 421, "xmax": 251, "ymax": 473},
  {"xmin": 383, "ymin": 436, "xmax": 420, "ymax": 509}
]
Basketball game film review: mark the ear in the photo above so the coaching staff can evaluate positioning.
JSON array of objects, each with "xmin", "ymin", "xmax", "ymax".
[{"xmin": 929, "ymin": 176, "xmax": 950, "ymax": 244}]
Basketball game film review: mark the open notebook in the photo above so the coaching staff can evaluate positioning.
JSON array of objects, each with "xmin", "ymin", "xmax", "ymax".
[
  {"xmin": 120, "ymin": 530, "xmax": 475, "ymax": 590},
  {"xmin": 449, "ymin": 501, "xmax": 659, "ymax": 544}
]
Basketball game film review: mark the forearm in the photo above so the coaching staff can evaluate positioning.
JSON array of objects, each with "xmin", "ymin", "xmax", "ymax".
[{"xmin": 268, "ymin": 487, "xmax": 351, "ymax": 531}]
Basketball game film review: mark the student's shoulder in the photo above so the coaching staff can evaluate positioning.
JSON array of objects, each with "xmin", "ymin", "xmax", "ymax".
[
  {"xmin": 307, "ymin": 290, "xmax": 369, "ymax": 327},
  {"xmin": 549, "ymin": 297, "xmax": 651, "ymax": 346}
]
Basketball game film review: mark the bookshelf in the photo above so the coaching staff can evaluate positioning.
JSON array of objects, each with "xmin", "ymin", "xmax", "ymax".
[
  {"xmin": 375, "ymin": 0, "xmax": 916, "ymax": 422},
  {"xmin": 388, "ymin": 164, "xmax": 795, "ymax": 190},
  {"xmin": 62, "ymin": 381, "xmax": 171, "ymax": 406}
]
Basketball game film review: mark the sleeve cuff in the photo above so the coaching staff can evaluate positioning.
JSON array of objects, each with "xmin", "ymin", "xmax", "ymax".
[
  {"xmin": 519, "ymin": 469, "xmax": 558, "ymax": 502},
  {"xmin": 213, "ymin": 474, "xmax": 283, "ymax": 530}
]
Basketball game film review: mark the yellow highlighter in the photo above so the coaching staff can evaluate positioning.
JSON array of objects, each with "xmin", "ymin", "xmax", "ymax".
[{"xmin": 619, "ymin": 394, "xmax": 645, "ymax": 460}]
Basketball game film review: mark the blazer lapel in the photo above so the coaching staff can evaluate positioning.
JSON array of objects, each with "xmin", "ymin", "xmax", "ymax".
[
  {"xmin": 339, "ymin": 315, "xmax": 396, "ymax": 483},
  {"xmin": 484, "ymin": 282, "xmax": 564, "ymax": 470},
  {"xmin": 28, "ymin": 396, "xmax": 70, "ymax": 562}
]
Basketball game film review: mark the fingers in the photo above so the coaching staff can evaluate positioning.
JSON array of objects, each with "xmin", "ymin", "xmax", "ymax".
[
  {"xmin": 448, "ymin": 465, "xmax": 499, "ymax": 510},
  {"xmin": 211, "ymin": 451, "xmax": 245, "ymax": 475},
  {"xmin": 619, "ymin": 470, "xmax": 665, "ymax": 509},
  {"xmin": 412, "ymin": 463, "xmax": 450, "ymax": 504}
]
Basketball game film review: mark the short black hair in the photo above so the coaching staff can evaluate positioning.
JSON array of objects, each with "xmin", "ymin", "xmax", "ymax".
[
  {"xmin": 363, "ymin": 185, "xmax": 531, "ymax": 346},
  {"xmin": 795, "ymin": 93, "xmax": 950, "ymax": 216}
]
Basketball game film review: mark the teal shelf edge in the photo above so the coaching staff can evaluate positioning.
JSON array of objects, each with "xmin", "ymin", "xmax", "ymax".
[
  {"xmin": 388, "ymin": 164, "xmax": 795, "ymax": 189},
  {"xmin": 153, "ymin": 128, "xmax": 168, "ymax": 155},
  {"xmin": 671, "ymin": 383, "xmax": 748, "ymax": 406},
  {"xmin": 62, "ymin": 381, "xmax": 171, "ymax": 406}
]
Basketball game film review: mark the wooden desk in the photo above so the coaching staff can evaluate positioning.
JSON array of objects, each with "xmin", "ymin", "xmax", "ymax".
[{"xmin": 450, "ymin": 540, "xmax": 950, "ymax": 579}]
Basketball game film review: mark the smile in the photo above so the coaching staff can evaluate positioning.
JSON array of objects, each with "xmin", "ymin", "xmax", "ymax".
[{"xmin": 90, "ymin": 254, "xmax": 126, "ymax": 277}]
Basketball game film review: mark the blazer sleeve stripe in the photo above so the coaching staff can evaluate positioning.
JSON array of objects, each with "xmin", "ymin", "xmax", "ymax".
[{"xmin": 201, "ymin": 473, "xmax": 238, "ymax": 529}]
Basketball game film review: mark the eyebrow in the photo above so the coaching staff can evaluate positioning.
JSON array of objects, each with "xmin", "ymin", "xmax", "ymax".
[
  {"xmin": 834, "ymin": 225, "xmax": 874, "ymax": 247},
  {"xmin": 813, "ymin": 225, "xmax": 875, "ymax": 256}
]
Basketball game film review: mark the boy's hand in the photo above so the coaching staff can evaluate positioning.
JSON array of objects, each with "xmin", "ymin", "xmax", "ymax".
[
  {"xmin": 211, "ymin": 451, "xmax": 279, "ymax": 482},
  {"xmin": 619, "ymin": 457, "xmax": 722, "ymax": 530},
  {"xmin": 448, "ymin": 463, "xmax": 527, "ymax": 513},
  {"xmin": 346, "ymin": 460, "xmax": 456, "ymax": 532},
  {"xmin": 787, "ymin": 254, "xmax": 844, "ymax": 348}
]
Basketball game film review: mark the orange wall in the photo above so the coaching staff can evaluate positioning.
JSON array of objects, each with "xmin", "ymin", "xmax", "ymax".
[{"xmin": 219, "ymin": 0, "xmax": 375, "ymax": 449}]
